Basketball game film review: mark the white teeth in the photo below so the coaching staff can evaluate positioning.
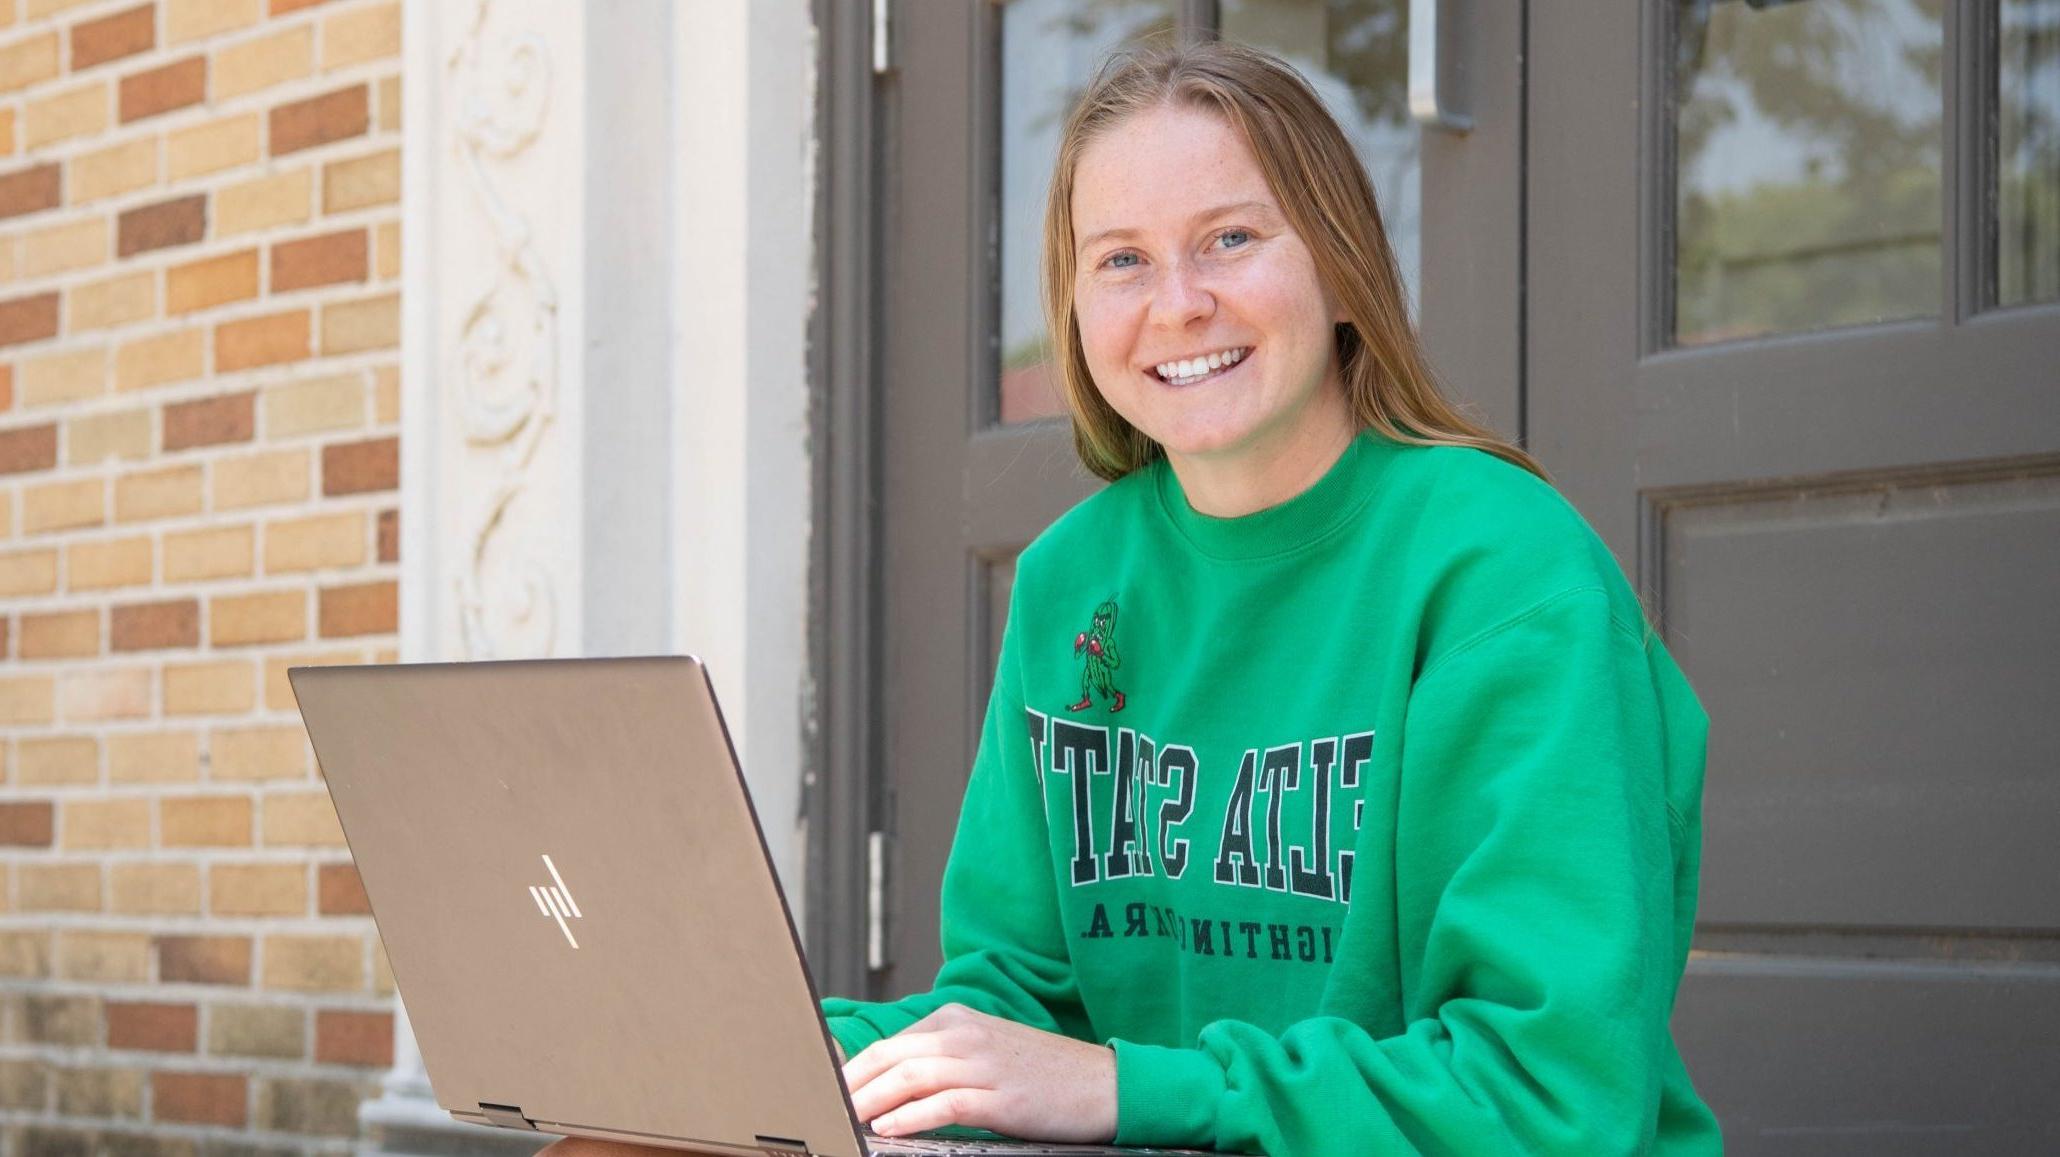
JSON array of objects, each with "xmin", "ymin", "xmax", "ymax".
[{"xmin": 1153, "ymin": 347, "xmax": 1248, "ymax": 382}]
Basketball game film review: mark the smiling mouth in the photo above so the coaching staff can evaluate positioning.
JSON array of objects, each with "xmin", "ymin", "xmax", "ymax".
[{"xmin": 1150, "ymin": 346, "xmax": 1252, "ymax": 387}]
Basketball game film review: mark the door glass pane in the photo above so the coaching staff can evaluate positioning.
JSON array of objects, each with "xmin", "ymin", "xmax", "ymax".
[
  {"xmin": 1220, "ymin": 1, "xmax": 1420, "ymax": 320},
  {"xmin": 1671, "ymin": 0, "xmax": 1945, "ymax": 348},
  {"xmin": 1998, "ymin": 0, "xmax": 2060, "ymax": 308},
  {"xmin": 997, "ymin": 0, "xmax": 1176, "ymax": 426}
]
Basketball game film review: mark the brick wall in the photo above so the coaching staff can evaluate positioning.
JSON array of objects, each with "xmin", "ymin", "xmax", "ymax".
[{"xmin": 0, "ymin": 0, "xmax": 401, "ymax": 1152}]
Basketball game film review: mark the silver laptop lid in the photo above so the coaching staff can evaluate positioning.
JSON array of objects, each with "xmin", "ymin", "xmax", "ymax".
[{"xmin": 290, "ymin": 656, "xmax": 864, "ymax": 1157}]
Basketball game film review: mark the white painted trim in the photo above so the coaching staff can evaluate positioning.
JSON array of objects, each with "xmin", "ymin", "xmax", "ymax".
[
  {"xmin": 399, "ymin": 0, "xmax": 437, "ymax": 666},
  {"xmin": 670, "ymin": 2, "xmax": 818, "ymax": 919}
]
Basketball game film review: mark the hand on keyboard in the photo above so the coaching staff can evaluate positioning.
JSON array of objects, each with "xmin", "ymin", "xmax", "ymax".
[{"xmin": 840, "ymin": 1004, "xmax": 1117, "ymax": 1144}]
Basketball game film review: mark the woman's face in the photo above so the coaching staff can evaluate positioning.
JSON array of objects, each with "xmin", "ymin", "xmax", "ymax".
[{"xmin": 1070, "ymin": 103, "xmax": 1348, "ymax": 469}]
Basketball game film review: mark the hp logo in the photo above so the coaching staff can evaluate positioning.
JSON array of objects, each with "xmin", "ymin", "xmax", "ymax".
[{"xmin": 529, "ymin": 854, "xmax": 583, "ymax": 948}]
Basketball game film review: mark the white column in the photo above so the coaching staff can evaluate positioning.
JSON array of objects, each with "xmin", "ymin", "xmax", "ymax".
[
  {"xmin": 376, "ymin": 0, "xmax": 817, "ymax": 1152},
  {"xmin": 670, "ymin": 0, "xmax": 817, "ymax": 927}
]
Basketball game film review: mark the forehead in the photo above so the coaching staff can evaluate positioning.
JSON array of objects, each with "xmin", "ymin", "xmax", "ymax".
[{"xmin": 1071, "ymin": 104, "xmax": 1278, "ymax": 233}]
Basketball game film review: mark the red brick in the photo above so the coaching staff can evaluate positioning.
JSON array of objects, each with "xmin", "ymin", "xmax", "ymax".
[
  {"xmin": 376, "ymin": 508, "xmax": 397, "ymax": 563},
  {"xmin": 19, "ymin": 609, "xmax": 97, "ymax": 659},
  {"xmin": 215, "ymin": 310, "xmax": 309, "ymax": 372},
  {"xmin": 0, "ymin": 163, "xmax": 62, "ymax": 221},
  {"xmin": 71, "ymin": 5, "xmax": 156, "ymax": 72},
  {"xmin": 110, "ymin": 599, "xmax": 200, "ymax": 651},
  {"xmin": 152, "ymin": 1071, "xmax": 246, "ymax": 1127},
  {"xmin": 313, "ymin": 1010, "xmax": 391, "ymax": 1066},
  {"xmin": 271, "ymin": 228, "xmax": 366, "ymax": 292},
  {"xmin": 321, "ymin": 436, "xmax": 394, "ymax": 495},
  {"xmin": 163, "ymin": 391, "xmax": 254, "ymax": 451},
  {"xmin": 316, "ymin": 862, "xmax": 369, "ymax": 915},
  {"xmin": 269, "ymin": 85, "xmax": 366, "ymax": 156},
  {"xmin": 155, "ymin": 936, "xmax": 251, "ymax": 985},
  {"xmin": 317, "ymin": 580, "xmax": 394, "ymax": 638},
  {"xmin": 0, "ymin": 803, "xmax": 55, "ymax": 847},
  {"xmin": 107, "ymin": 1002, "xmax": 198, "ymax": 1052},
  {"xmin": 119, "ymin": 56, "xmax": 207, "ymax": 124},
  {"xmin": 0, "ymin": 423, "xmax": 58, "ymax": 475},
  {"xmin": 0, "ymin": 293, "xmax": 61, "ymax": 349},
  {"xmin": 116, "ymin": 194, "xmax": 206, "ymax": 258}
]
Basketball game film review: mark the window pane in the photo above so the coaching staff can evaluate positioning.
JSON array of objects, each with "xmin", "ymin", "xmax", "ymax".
[
  {"xmin": 1671, "ymin": 0, "xmax": 1945, "ymax": 347},
  {"xmin": 996, "ymin": 0, "xmax": 1177, "ymax": 426},
  {"xmin": 1998, "ymin": 0, "xmax": 2060, "ymax": 308},
  {"xmin": 1220, "ymin": 0, "xmax": 1420, "ymax": 322}
]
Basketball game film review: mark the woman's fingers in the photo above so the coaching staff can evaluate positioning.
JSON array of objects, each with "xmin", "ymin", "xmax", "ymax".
[
  {"xmin": 849, "ymin": 1053, "xmax": 984, "ymax": 1126},
  {"xmin": 840, "ymin": 1028, "xmax": 944, "ymax": 1095},
  {"xmin": 871, "ymin": 1087, "xmax": 990, "ymax": 1138}
]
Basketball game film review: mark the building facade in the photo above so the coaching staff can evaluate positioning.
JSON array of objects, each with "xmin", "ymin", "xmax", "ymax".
[{"xmin": 3, "ymin": 1, "xmax": 2057, "ymax": 1155}]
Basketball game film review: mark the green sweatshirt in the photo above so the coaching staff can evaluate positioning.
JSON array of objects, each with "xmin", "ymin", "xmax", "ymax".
[{"xmin": 821, "ymin": 428, "xmax": 1723, "ymax": 1155}]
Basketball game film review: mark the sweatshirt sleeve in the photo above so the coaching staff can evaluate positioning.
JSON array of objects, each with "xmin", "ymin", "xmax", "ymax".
[
  {"xmin": 819, "ymin": 595, "xmax": 1094, "ymax": 1061},
  {"xmin": 1107, "ymin": 585, "xmax": 1701, "ymax": 1155}
]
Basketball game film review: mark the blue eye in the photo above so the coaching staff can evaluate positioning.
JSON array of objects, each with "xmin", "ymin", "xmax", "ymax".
[
  {"xmin": 1103, "ymin": 251, "xmax": 1138, "ymax": 269},
  {"xmin": 1218, "ymin": 229, "xmax": 1251, "ymax": 248}
]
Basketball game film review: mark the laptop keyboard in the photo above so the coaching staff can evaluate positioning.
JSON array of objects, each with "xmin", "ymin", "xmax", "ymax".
[{"xmin": 865, "ymin": 1134, "xmax": 1213, "ymax": 1156}]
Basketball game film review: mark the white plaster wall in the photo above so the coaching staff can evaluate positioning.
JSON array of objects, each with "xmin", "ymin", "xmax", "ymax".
[{"xmin": 671, "ymin": 2, "xmax": 818, "ymax": 925}]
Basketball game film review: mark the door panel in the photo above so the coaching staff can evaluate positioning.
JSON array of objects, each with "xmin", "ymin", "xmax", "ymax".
[
  {"xmin": 1531, "ymin": 0, "xmax": 2060, "ymax": 1145},
  {"xmin": 1673, "ymin": 965, "xmax": 2060, "ymax": 1154},
  {"xmin": 1659, "ymin": 462, "xmax": 2060, "ymax": 928}
]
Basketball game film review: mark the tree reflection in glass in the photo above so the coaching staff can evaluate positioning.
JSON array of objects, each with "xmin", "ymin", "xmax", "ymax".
[{"xmin": 1672, "ymin": 0, "xmax": 1945, "ymax": 347}]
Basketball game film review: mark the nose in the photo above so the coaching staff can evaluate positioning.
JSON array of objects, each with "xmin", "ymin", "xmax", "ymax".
[{"xmin": 1147, "ymin": 258, "xmax": 1214, "ymax": 330}]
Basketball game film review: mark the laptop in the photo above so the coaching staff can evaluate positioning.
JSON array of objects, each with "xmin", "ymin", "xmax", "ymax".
[{"xmin": 290, "ymin": 656, "xmax": 1214, "ymax": 1157}]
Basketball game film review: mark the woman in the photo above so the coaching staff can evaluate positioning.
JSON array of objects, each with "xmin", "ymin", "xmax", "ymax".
[
  {"xmin": 564, "ymin": 37, "xmax": 1722, "ymax": 1157},
  {"xmin": 828, "ymin": 37, "xmax": 1720, "ymax": 1155}
]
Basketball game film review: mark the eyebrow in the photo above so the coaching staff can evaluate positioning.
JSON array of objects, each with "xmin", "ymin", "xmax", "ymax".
[{"xmin": 1075, "ymin": 200, "xmax": 1281, "ymax": 257}]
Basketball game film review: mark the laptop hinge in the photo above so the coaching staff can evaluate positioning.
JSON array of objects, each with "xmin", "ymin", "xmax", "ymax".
[
  {"xmin": 479, "ymin": 1103, "xmax": 536, "ymax": 1131},
  {"xmin": 756, "ymin": 1133, "xmax": 811, "ymax": 1157}
]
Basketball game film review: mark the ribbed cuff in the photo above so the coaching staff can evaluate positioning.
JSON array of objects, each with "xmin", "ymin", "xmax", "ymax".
[
  {"xmin": 825, "ymin": 1015, "xmax": 885, "ymax": 1060},
  {"xmin": 1108, "ymin": 1039, "xmax": 1224, "ymax": 1147}
]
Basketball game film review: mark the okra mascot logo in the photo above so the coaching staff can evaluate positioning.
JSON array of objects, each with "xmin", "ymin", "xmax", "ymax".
[{"xmin": 1069, "ymin": 598, "xmax": 1125, "ymax": 713}]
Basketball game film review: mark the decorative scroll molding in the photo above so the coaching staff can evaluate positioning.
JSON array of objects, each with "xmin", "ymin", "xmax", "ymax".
[{"xmin": 447, "ymin": 0, "xmax": 559, "ymax": 660}]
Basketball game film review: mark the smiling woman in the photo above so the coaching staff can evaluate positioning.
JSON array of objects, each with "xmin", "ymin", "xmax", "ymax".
[
  {"xmin": 806, "ymin": 39, "xmax": 1724, "ymax": 1157},
  {"xmin": 1038, "ymin": 39, "xmax": 1544, "ymax": 504},
  {"xmin": 1066, "ymin": 105, "xmax": 1356, "ymax": 517}
]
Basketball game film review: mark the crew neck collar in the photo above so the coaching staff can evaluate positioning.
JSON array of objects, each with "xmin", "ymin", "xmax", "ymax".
[{"xmin": 1153, "ymin": 428, "xmax": 1397, "ymax": 561}]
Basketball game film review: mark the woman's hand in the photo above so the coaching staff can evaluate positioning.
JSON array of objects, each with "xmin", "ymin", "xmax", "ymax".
[{"xmin": 841, "ymin": 1003, "xmax": 1117, "ymax": 1143}]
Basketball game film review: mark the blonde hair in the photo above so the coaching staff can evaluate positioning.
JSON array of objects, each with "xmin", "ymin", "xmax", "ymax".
[{"xmin": 1041, "ymin": 38, "xmax": 1549, "ymax": 484}]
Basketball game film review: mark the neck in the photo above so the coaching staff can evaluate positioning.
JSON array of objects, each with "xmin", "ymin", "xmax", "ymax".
[{"xmin": 1165, "ymin": 395, "xmax": 1358, "ymax": 518}]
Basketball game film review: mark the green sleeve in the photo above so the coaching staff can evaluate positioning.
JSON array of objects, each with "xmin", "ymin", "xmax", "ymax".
[
  {"xmin": 820, "ymin": 596, "xmax": 1092, "ymax": 1060},
  {"xmin": 1108, "ymin": 587, "xmax": 1701, "ymax": 1155}
]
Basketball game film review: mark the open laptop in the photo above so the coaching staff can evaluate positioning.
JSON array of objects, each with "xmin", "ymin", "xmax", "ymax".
[{"xmin": 290, "ymin": 656, "xmax": 1214, "ymax": 1157}]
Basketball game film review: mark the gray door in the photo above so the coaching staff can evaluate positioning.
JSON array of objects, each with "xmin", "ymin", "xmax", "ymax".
[
  {"xmin": 860, "ymin": 0, "xmax": 1526, "ymax": 1007},
  {"xmin": 1530, "ymin": 2, "xmax": 2060, "ymax": 1150}
]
